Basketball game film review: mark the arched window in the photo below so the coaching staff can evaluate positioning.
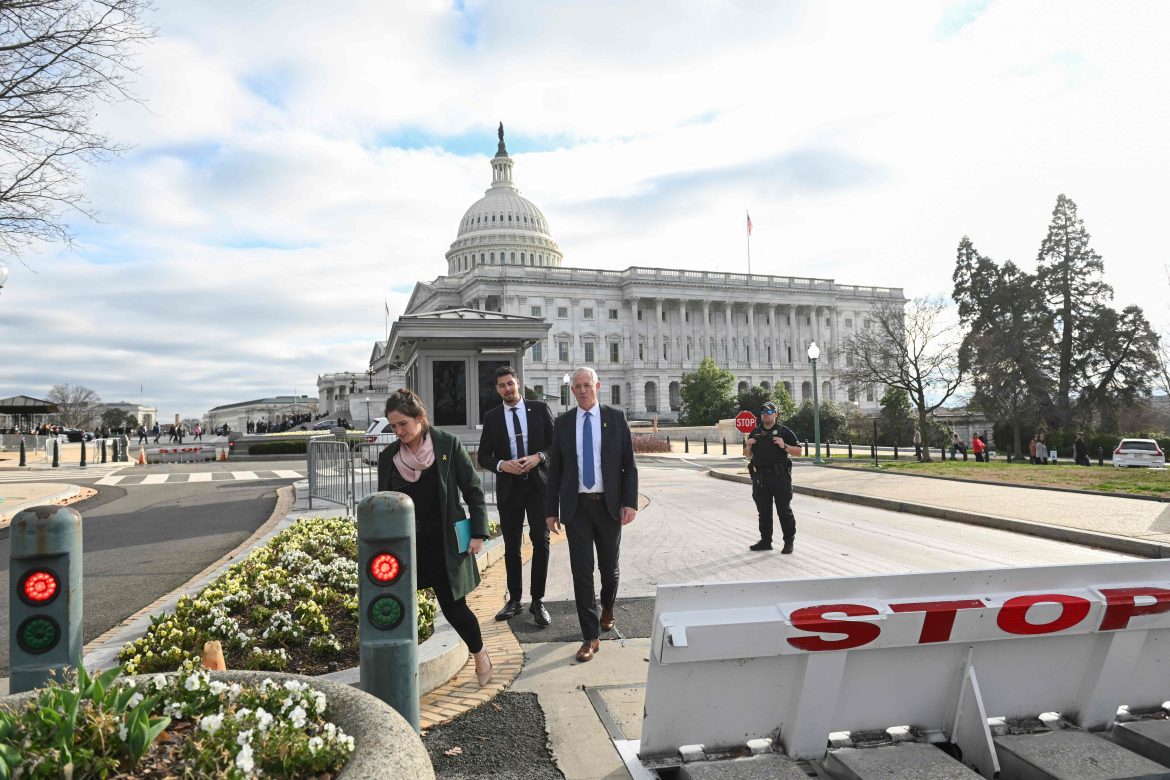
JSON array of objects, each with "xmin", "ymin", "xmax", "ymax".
[
  {"xmin": 480, "ymin": 253, "xmax": 485, "ymax": 264},
  {"xmin": 510, "ymin": 252, "xmax": 516, "ymax": 264},
  {"xmin": 521, "ymin": 252, "xmax": 525, "ymax": 263},
  {"xmin": 491, "ymin": 215, "xmax": 495, "ymax": 222},
  {"xmin": 508, "ymin": 214, "xmax": 512, "ymax": 222},
  {"xmin": 490, "ymin": 253, "xmax": 495, "ymax": 264}
]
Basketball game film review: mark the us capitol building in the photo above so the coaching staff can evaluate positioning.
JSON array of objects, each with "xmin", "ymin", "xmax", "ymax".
[{"xmin": 319, "ymin": 126, "xmax": 903, "ymax": 426}]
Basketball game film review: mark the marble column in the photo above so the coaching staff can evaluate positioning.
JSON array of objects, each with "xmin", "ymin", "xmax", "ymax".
[
  {"xmin": 724, "ymin": 304, "xmax": 734, "ymax": 365},
  {"xmin": 702, "ymin": 300, "xmax": 711, "ymax": 359},
  {"xmin": 654, "ymin": 298, "xmax": 664, "ymax": 365}
]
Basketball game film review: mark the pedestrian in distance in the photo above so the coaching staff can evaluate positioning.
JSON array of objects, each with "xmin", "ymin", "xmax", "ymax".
[
  {"xmin": 912, "ymin": 427, "xmax": 923, "ymax": 462},
  {"xmin": 745, "ymin": 401, "xmax": 802, "ymax": 554},
  {"xmin": 1036, "ymin": 434, "xmax": 1049, "ymax": 465},
  {"xmin": 972, "ymin": 433, "xmax": 985, "ymax": 463},
  {"xmin": 950, "ymin": 431, "xmax": 963, "ymax": 460},
  {"xmin": 138, "ymin": 425, "xmax": 148, "ymax": 445},
  {"xmin": 152, "ymin": 422, "xmax": 161, "ymax": 443},
  {"xmin": 1074, "ymin": 432, "xmax": 1091, "ymax": 466},
  {"xmin": 545, "ymin": 367, "xmax": 639, "ymax": 663},
  {"xmin": 1029, "ymin": 434, "xmax": 1039, "ymax": 465},
  {"xmin": 193, "ymin": 423, "xmax": 202, "ymax": 441},
  {"xmin": 477, "ymin": 365, "xmax": 555, "ymax": 627},
  {"xmin": 376, "ymin": 388, "xmax": 494, "ymax": 686}
]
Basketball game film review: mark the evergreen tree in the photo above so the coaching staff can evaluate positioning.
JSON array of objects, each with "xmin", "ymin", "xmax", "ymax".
[
  {"xmin": 735, "ymin": 383, "xmax": 797, "ymax": 421},
  {"xmin": 786, "ymin": 399, "xmax": 847, "ymax": 443},
  {"xmin": 1075, "ymin": 304, "xmax": 1160, "ymax": 430},
  {"xmin": 877, "ymin": 387, "xmax": 916, "ymax": 446},
  {"xmin": 1036, "ymin": 194, "xmax": 1112, "ymax": 428},
  {"xmin": 951, "ymin": 236, "xmax": 999, "ymax": 327},
  {"xmin": 678, "ymin": 357, "xmax": 736, "ymax": 425}
]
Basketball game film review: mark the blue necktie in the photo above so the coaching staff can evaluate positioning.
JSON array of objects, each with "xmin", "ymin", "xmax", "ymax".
[{"xmin": 582, "ymin": 411, "xmax": 595, "ymax": 489}]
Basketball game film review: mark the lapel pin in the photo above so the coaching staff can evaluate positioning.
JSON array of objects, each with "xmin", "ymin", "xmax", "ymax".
[{"xmin": 442, "ymin": 454, "xmax": 448, "ymax": 461}]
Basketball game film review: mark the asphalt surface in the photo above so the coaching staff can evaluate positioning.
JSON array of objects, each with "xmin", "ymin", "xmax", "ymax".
[
  {"xmin": 0, "ymin": 460, "xmax": 300, "ymax": 678},
  {"xmin": 424, "ymin": 691, "xmax": 563, "ymax": 780},
  {"xmin": 506, "ymin": 597, "xmax": 656, "ymax": 644}
]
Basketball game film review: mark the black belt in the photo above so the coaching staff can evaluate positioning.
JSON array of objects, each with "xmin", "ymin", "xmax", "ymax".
[{"xmin": 578, "ymin": 492, "xmax": 604, "ymax": 501}]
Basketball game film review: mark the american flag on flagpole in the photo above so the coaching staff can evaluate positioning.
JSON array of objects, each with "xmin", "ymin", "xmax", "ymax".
[{"xmin": 746, "ymin": 212, "xmax": 753, "ymax": 236}]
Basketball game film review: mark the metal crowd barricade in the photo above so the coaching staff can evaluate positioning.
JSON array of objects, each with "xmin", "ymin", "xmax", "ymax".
[
  {"xmin": 350, "ymin": 440, "xmax": 496, "ymax": 507},
  {"xmin": 307, "ymin": 439, "xmax": 354, "ymax": 513}
]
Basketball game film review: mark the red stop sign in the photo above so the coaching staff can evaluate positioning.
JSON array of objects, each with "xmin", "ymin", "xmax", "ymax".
[{"xmin": 735, "ymin": 411, "xmax": 757, "ymax": 434}]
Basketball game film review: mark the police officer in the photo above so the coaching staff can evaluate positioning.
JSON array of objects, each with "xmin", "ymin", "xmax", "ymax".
[{"xmin": 744, "ymin": 401, "xmax": 802, "ymax": 553}]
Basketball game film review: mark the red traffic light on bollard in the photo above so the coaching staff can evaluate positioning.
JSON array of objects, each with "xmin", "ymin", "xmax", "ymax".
[
  {"xmin": 9, "ymin": 506, "xmax": 83, "ymax": 692},
  {"xmin": 367, "ymin": 551, "xmax": 405, "ymax": 630}
]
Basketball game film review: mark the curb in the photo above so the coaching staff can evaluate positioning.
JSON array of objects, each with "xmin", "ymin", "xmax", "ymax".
[
  {"xmin": 0, "ymin": 484, "xmax": 83, "ymax": 528},
  {"xmin": 817, "ymin": 462, "xmax": 1170, "ymax": 504},
  {"xmin": 707, "ymin": 469, "xmax": 1170, "ymax": 560}
]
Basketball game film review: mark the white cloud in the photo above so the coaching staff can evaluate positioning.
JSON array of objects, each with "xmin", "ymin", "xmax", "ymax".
[{"xmin": 2, "ymin": 0, "xmax": 1168, "ymax": 417}]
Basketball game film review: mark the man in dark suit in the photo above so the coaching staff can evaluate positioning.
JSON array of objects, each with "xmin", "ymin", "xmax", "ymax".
[
  {"xmin": 477, "ymin": 366, "xmax": 555, "ymax": 626},
  {"xmin": 546, "ymin": 366, "xmax": 639, "ymax": 663}
]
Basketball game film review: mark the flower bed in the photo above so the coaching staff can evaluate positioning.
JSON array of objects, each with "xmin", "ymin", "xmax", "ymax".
[
  {"xmin": 0, "ymin": 666, "xmax": 353, "ymax": 778},
  {"xmin": 119, "ymin": 516, "xmax": 438, "ymax": 677}
]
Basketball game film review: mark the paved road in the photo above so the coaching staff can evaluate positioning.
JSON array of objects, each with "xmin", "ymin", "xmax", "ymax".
[
  {"xmin": 516, "ymin": 463, "xmax": 1134, "ymax": 780},
  {"xmin": 0, "ymin": 460, "xmax": 301, "ymax": 678}
]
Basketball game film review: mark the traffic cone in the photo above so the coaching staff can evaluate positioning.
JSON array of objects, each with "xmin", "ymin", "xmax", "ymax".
[{"xmin": 138, "ymin": 445, "xmax": 147, "ymax": 465}]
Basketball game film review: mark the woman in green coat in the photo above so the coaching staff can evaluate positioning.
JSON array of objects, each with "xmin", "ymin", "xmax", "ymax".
[{"xmin": 377, "ymin": 388, "xmax": 493, "ymax": 686}]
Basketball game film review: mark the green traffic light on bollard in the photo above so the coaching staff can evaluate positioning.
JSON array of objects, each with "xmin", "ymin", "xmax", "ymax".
[
  {"xmin": 357, "ymin": 491, "xmax": 419, "ymax": 732},
  {"xmin": 8, "ymin": 505, "xmax": 84, "ymax": 693}
]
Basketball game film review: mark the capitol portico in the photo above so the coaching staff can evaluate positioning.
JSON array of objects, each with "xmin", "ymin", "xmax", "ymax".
[{"xmin": 320, "ymin": 125, "xmax": 904, "ymax": 426}]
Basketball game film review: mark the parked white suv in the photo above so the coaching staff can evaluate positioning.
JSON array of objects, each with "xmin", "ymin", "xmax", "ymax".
[
  {"xmin": 362, "ymin": 418, "xmax": 397, "ymax": 464},
  {"xmin": 1113, "ymin": 438, "xmax": 1166, "ymax": 469}
]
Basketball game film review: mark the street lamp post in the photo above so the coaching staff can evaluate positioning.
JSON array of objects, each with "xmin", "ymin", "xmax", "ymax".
[
  {"xmin": 808, "ymin": 342, "xmax": 822, "ymax": 464},
  {"xmin": 562, "ymin": 372, "xmax": 571, "ymax": 409}
]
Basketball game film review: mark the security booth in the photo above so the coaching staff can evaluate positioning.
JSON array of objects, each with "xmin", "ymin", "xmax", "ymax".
[
  {"xmin": 386, "ymin": 308, "xmax": 550, "ymax": 442},
  {"xmin": 0, "ymin": 395, "xmax": 59, "ymax": 433}
]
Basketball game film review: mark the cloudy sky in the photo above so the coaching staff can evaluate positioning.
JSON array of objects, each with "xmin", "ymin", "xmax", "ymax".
[{"xmin": 1, "ymin": 0, "xmax": 1167, "ymax": 420}]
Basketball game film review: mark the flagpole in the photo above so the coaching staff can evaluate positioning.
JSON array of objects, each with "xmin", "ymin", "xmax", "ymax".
[{"xmin": 746, "ymin": 211, "xmax": 752, "ymax": 275}]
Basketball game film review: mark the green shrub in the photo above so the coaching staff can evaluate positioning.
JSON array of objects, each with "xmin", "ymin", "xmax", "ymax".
[{"xmin": 247, "ymin": 440, "xmax": 307, "ymax": 455}]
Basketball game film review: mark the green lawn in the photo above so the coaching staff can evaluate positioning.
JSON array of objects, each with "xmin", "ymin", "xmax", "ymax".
[{"xmin": 823, "ymin": 458, "xmax": 1170, "ymax": 498}]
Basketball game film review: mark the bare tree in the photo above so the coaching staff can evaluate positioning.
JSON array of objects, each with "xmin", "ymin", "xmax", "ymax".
[
  {"xmin": 48, "ymin": 382, "xmax": 101, "ymax": 427},
  {"xmin": 839, "ymin": 296, "xmax": 964, "ymax": 462},
  {"xmin": 0, "ymin": 0, "xmax": 153, "ymax": 255}
]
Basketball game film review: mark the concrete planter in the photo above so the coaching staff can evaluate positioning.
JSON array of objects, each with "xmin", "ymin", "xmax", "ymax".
[{"xmin": 1, "ymin": 670, "xmax": 434, "ymax": 780}]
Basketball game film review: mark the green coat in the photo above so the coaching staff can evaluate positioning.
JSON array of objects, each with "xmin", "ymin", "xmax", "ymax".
[{"xmin": 377, "ymin": 427, "xmax": 489, "ymax": 602}]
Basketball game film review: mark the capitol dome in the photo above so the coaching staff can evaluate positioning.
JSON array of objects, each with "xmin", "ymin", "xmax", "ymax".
[{"xmin": 446, "ymin": 124, "xmax": 564, "ymax": 275}]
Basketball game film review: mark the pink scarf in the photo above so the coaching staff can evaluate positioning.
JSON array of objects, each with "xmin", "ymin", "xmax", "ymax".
[{"xmin": 393, "ymin": 430, "xmax": 435, "ymax": 482}]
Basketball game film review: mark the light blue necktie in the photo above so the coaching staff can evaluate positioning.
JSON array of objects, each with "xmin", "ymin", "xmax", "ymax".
[{"xmin": 582, "ymin": 411, "xmax": 595, "ymax": 489}]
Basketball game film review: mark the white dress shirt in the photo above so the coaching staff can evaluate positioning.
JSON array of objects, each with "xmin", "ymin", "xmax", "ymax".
[
  {"xmin": 497, "ymin": 400, "xmax": 528, "ymax": 471},
  {"xmin": 575, "ymin": 402, "xmax": 604, "ymax": 493}
]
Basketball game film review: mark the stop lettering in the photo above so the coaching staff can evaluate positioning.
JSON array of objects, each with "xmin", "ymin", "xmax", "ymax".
[{"xmin": 735, "ymin": 411, "xmax": 757, "ymax": 434}]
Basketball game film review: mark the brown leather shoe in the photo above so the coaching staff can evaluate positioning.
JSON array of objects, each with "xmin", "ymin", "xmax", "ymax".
[
  {"xmin": 575, "ymin": 639, "xmax": 600, "ymax": 662},
  {"xmin": 600, "ymin": 605, "xmax": 616, "ymax": 632}
]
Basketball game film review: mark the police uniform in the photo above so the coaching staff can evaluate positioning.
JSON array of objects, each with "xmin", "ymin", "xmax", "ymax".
[{"xmin": 747, "ymin": 413, "xmax": 799, "ymax": 552}]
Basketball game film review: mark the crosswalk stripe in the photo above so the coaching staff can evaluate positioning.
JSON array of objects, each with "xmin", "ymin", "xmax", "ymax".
[
  {"xmin": 232, "ymin": 471, "xmax": 259, "ymax": 480},
  {"xmin": 273, "ymin": 470, "xmax": 302, "ymax": 479},
  {"xmin": 189, "ymin": 472, "xmax": 213, "ymax": 482},
  {"xmin": 94, "ymin": 475, "xmax": 126, "ymax": 486},
  {"xmin": 140, "ymin": 474, "xmax": 169, "ymax": 485}
]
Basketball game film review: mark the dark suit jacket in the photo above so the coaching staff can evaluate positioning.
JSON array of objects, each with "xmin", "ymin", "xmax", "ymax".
[
  {"xmin": 545, "ymin": 404, "xmax": 638, "ymax": 523},
  {"xmin": 476, "ymin": 400, "xmax": 555, "ymax": 505}
]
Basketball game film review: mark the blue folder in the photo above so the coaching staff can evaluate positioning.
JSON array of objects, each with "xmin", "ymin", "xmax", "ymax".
[{"xmin": 454, "ymin": 518, "xmax": 472, "ymax": 553}]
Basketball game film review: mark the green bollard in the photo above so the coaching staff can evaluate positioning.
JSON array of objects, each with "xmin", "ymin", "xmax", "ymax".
[
  {"xmin": 8, "ymin": 506, "xmax": 84, "ymax": 693},
  {"xmin": 357, "ymin": 492, "xmax": 419, "ymax": 731},
  {"xmin": 52, "ymin": 439, "xmax": 59, "ymax": 468}
]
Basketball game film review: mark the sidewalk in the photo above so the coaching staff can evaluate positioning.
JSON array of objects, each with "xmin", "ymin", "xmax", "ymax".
[
  {"xmin": 0, "ymin": 482, "xmax": 89, "ymax": 526},
  {"xmin": 708, "ymin": 462, "xmax": 1170, "ymax": 559}
]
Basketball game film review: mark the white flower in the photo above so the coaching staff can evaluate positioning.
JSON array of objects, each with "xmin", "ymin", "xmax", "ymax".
[
  {"xmin": 237, "ymin": 728, "xmax": 254, "ymax": 746},
  {"xmin": 127, "ymin": 692, "xmax": 144, "ymax": 709},
  {"xmin": 118, "ymin": 724, "xmax": 128, "ymax": 741},
  {"xmin": 255, "ymin": 707, "xmax": 273, "ymax": 732},
  {"xmin": 152, "ymin": 674, "xmax": 168, "ymax": 690},
  {"xmin": 200, "ymin": 713, "xmax": 224, "ymax": 734},
  {"xmin": 235, "ymin": 742, "xmax": 255, "ymax": 773},
  {"xmin": 324, "ymin": 722, "xmax": 337, "ymax": 738},
  {"xmin": 308, "ymin": 736, "xmax": 324, "ymax": 754},
  {"xmin": 236, "ymin": 707, "xmax": 252, "ymax": 720},
  {"xmin": 313, "ymin": 692, "xmax": 327, "ymax": 713},
  {"xmin": 184, "ymin": 673, "xmax": 202, "ymax": 691},
  {"xmin": 289, "ymin": 705, "xmax": 307, "ymax": 729},
  {"xmin": 208, "ymin": 681, "xmax": 227, "ymax": 695},
  {"xmin": 283, "ymin": 679, "xmax": 305, "ymax": 692}
]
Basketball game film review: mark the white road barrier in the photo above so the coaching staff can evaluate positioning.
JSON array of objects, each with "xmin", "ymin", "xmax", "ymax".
[{"xmin": 636, "ymin": 560, "xmax": 1170, "ymax": 778}]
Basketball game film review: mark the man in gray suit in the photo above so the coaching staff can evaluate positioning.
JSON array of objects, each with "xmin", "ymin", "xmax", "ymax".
[{"xmin": 546, "ymin": 367, "xmax": 639, "ymax": 663}]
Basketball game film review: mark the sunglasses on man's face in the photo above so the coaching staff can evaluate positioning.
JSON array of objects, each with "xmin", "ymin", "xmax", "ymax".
[{"xmin": 760, "ymin": 409, "xmax": 777, "ymax": 415}]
